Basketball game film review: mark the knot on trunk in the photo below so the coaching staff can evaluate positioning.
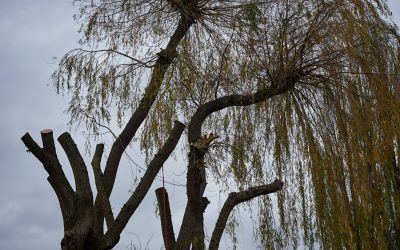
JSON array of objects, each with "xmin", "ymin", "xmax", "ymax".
[
  {"xmin": 190, "ymin": 133, "xmax": 219, "ymax": 152},
  {"xmin": 157, "ymin": 48, "xmax": 178, "ymax": 65},
  {"xmin": 271, "ymin": 68, "xmax": 305, "ymax": 91},
  {"xmin": 61, "ymin": 231, "xmax": 76, "ymax": 250},
  {"xmin": 201, "ymin": 197, "xmax": 210, "ymax": 212},
  {"xmin": 166, "ymin": 0, "xmax": 203, "ymax": 21}
]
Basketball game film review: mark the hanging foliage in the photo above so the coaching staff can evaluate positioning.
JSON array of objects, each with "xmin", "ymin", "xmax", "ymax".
[{"xmin": 48, "ymin": 0, "xmax": 400, "ymax": 248}]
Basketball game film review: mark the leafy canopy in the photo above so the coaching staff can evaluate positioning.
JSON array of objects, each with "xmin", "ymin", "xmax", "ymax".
[{"xmin": 54, "ymin": 0, "xmax": 400, "ymax": 248}]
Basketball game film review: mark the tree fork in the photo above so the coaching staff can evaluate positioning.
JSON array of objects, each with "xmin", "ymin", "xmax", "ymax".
[
  {"xmin": 99, "ymin": 121, "xmax": 185, "ymax": 249},
  {"xmin": 22, "ymin": 130, "xmax": 96, "ymax": 250},
  {"xmin": 22, "ymin": 130, "xmax": 75, "ymax": 231}
]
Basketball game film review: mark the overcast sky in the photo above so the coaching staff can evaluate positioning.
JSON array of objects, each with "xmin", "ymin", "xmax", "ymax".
[{"xmin": 0, "ymin": 1, "xmax": 399, "ymax": 250}]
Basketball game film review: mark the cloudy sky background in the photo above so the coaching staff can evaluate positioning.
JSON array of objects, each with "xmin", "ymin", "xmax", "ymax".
[{"xmin": 0, "ymin": 1, "xmax": 399, "ymax": 250}]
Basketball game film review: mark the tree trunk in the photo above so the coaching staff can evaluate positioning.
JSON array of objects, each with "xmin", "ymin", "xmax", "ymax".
[{"xmin": 186, "ymin": 147, "xmax": 208, "ymax": 250}]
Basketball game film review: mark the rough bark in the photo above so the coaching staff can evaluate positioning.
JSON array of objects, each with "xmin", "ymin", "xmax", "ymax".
[{"xmin": 186, "ymin": 148, "xmax": 208, "ymax": 250}]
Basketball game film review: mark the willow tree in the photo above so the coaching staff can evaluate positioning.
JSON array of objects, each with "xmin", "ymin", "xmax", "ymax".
[{"xmin": 22, "ymin": 0, "xmax": 400, "ymax": 249}]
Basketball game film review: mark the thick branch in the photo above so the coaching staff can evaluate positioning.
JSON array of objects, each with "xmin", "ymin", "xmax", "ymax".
[
  {"xmin": 41, "ymin": 130, "xmax": 76, "ymax": 231},
  {"xmin": 102, "ymin": 16, "xmax": 195, "ymax": 197},
  {"xmin": 22, "ymin": 131, "xmax": 75, "ymax": 231},
  {"xmin": 175, "ymin": 149, "xmax": 207, "ymax": 250},
  {"xmin": 92, "ymin": 14, "xmax": 194, "ymax": 239},
  {"xmin": 21, "ymin": 132, "xmax": 45, "ymax": 163},
  {"xmin": 175, "ymin": 205, "xmax": 193, "ymax": 250},
  {"xmin": 100, "ymin": 121, "xmax": 185, "ymax": 248},
  {"xmin": 58, "ymin": 132, "xmax": 93, "ymax": 203},
  {"xmin": 209, "ymin": 180, "xmax": 284, "ymax": 250},
  {"xmin": 91, "ymin": 144, "xmax": 114, "ymax": 230},
  {"xmin": 41, "ymin": 129, "xmax": 57, "ymax": 158},
  {"xmin": 155, "ymin": 187, "xmax": 176, "ymax": 250},
  {"xmin": 58, "ymin": 132, "xmax": 94, "ymax": 249},
  {"xmin": 188, "ymin": 73, "xmax": 301, "ymax": 143}
]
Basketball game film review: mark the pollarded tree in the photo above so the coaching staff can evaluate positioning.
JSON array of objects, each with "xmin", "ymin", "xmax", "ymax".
[{"xmin": 22, "ymin": 0, "xmax": 400, "ymax": 249}]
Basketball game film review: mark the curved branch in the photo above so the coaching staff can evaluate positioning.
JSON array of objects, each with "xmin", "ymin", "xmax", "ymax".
[
  {"xmin": 209, "ymin": 180, "xmax": 284, "ymax": 250},
  {"xmin": 188, "ymin": 72, "xmax": 302, "ymax": 143}
]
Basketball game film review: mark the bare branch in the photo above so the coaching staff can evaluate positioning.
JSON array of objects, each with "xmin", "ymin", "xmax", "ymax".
[
  {"xmin": 209, "ymin": 180, "xmax": 284, "ymax": 250},
  {"xmin": 78, "ymin": 48, "xmax": 154, "ymax": 68},
  {"xmin": 58, "ymin": 132, "xmax": 94, "ymax": 249}
]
